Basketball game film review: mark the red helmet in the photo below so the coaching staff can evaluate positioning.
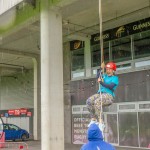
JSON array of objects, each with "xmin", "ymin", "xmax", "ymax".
[{"xmin": 105, "ymin": 62, "xmax": 117, "ymax": 71}]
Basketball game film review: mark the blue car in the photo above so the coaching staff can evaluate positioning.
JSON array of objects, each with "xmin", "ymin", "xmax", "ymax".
[{"xmin": 3, "ymin": 123, "xmax": 29, "ymax": 141}]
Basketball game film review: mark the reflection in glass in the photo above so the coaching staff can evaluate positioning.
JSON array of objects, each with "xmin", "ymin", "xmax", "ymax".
[
  {"xmin": 134, "ymin": 31, "xmax": 150, "ymax": 59},
  {"xmin": 117, "ymin": 63, "xmax": 131, "ymax": 70},
  {"xmin": 119, "ymin": 112, "xmax": 139, "ymax": 147},
  {"xmin": 91, "ymin": 42, "xmax": 109, "ymax": 67},
  {"xmin": 106, "ymin": 114, "xmax": 118, "ymax": 144},
  {"xmin": 112, "ymin": 36, "xmax": 131, "ymax": 62},
  {"xmin": 9, "ymin": 124, "xmax": 19, "ymax": 130},
  {"xmin": 71, "ymin": 48, "xmax": 84, "ymax": 71},
  {"xmin": 139, "ymin": 112, "xmax": 150, "ymax": 148}
]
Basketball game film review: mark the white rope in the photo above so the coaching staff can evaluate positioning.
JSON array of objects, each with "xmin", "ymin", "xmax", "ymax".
[
  {"xmin": 99, "ymin": 71, "xmax": 103, "ymax": 122},
  {"xmin": 99, "ymin": 0, "xmax": 104, "ymax": 63},
  {"xmin": 98, "ymin": 0, "xmax": 104, "ymax": 123},
  {"xmin": 98, "ymin": 0, "xmax": 105, "ymax": 138}
]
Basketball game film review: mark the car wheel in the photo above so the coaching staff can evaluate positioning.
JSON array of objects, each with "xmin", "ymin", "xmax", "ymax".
[{"xmin": 21, "ymin": 134, "xmax": 27, "ymax": 141}]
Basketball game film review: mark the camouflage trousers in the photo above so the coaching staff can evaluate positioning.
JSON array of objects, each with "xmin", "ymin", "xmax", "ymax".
[{"xmin": 86, "ymin": 93, "xmax": 113, "ymax": 119}]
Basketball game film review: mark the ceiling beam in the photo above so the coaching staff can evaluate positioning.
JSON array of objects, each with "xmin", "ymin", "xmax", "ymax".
[
  {"xmin": 0, "ymin": 66, "xmax": 28, "ymax": 77},
  {"xmin": 54, "ymin": 0, "xmax": 79, "ymax": 7},
  {"xmin": 61, "ymin": 0, "xmax": 98, "ymax": 18},
  {"xmin": 64, "ymin": 34, "xmax": 91, "ymax": 41},
  {"xmin": 0, "ymin": 48, "xmax": 38, "ymax": 58}
]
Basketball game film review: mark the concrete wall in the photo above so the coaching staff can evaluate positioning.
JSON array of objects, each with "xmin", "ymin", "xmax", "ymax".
[{"xmin": 0, "ymin": 70, "xmax": 34, "ymax": 109}]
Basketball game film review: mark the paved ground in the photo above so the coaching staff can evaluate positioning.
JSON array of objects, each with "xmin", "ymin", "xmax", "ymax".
[
  {"xmin": 0, "ymin": 140, "xmax": 41, "ymax": 150},
  {"xmin": 25, "ymin": 141, "xmax": 81, "ymax": 150},
  {"xmin": 26, "ymin": 140, "xmax": 41, "ymax": 150},
  {"xmin": 2, "ymin": 141, "xmax": 148, "ymax": 150},
  {"xmin": 17, "ymin": 141, "xmax": 150, "ymax": 150}
]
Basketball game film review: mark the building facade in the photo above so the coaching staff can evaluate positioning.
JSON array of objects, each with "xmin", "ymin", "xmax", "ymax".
[{"xmin": 70, "ymin": 17, "xmax": 150, "ymax": 149}]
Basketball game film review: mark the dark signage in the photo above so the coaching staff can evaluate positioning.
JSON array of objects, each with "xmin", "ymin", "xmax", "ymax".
[
  {"xmin": 111, "ymin": 25, "xmax": 130, "ymax": 39},
  {"xmin": 91, "ymin": 30, "xmax": 111, "ymax": 45},
  {"xmin": 91, "ymin": 17, "xmax": 150, "ymax": 45},
  {"xmin": 70, "ymin": 40, "xmax": 84, "ymax": 50},
  {"xmin": 128, "ymin": 17, "xmax": 150, "ymax": 34},
  {"xmin": 72, "ymin": 114, "xmax": 90, "ymax": 144}
]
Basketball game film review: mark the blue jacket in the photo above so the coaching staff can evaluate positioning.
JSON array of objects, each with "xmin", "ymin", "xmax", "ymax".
[{"xmin": 80, "ymin": 124, "xmax": 116, "ymax": 150}]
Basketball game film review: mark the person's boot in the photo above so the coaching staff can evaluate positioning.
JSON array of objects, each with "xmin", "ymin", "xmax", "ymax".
[{"xmin": 88, "ymin": 118, "xmax": 98, "ymax": 127}]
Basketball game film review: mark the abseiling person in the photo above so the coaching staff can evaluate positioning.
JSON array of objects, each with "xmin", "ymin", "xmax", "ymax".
[{"xmin": 86, "ymin": 62, "xmax": 119, "ymax": 126}]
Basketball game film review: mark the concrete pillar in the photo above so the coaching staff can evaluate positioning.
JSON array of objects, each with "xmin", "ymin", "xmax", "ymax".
[
  {"xmin": 0, "ymin": 69, "xmax": 1, "ymax": 109},
  {"xmin": 63, "ymin": 42, "xmax": 71, "ymax": 144},
  {"xmin": 32, "ymin": 57, "xmax": 41, "ymax": 140},
  {"xmin": 41, "ymin": 5, "xmax": 64, "ymax": 150},
  {"xmin": 84, "ymin": 39, "xmax": 91, "ymax": 77}
]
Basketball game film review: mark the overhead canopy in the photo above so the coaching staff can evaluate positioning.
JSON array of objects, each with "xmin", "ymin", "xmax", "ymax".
[{"xmin": 0, "ymin": 0, "xmax": 149, "ymax": 75}]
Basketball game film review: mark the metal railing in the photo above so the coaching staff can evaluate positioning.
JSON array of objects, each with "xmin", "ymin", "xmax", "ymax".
[{"xmin": 0, "ymin": 142, "xmax": 28, "ymax": 150}]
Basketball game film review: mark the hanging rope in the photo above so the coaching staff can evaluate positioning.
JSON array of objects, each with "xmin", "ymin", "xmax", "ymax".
[
  {"xmin": 98, "ymin": 0, "xmax": 106, "ymax": 139},
  {"xmin": 98, "ymin": 0, "xmax": 104, "ymax": 124},
  {"xmin": 99, "ymin": 0, "xmax": 104, "ymax": 65}
]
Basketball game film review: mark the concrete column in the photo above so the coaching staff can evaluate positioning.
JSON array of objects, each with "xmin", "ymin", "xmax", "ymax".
[
  {"xmin": 41, "ymin": 5, "xmax": 64, "ymax": 150},
  {"xmin": 84, "ymin": 39, "xmax": 91, "ymax": 77},
  {"xmin": 32, "ymin": 57, "xmax": 41, "ymax": 140},
  {"xmin": 0, "ymin": 69, "xmax": 1, "ymax": 109},
  {"xmin": 63, "ymin": 42, "xmax": 71, "ymax": 144}
]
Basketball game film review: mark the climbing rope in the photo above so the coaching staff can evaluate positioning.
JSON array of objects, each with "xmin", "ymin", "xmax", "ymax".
[
  {"xmin": 98, "ymin": 0, "xmax": 106, "ymax": 138},
  {"xmin": 99, "ymin": 0, "xmax": 104, "ymax": 65},
  {"xmin": 98, "ymin": 0, "xmax": 104, "ymax": 124}
]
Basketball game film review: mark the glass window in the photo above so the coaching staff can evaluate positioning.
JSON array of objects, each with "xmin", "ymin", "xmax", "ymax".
[
  {"xmin": 119, "ymin": 112, "xmax": 139, "ymax": 147},
  {"xmin": 112, "ymin": 36, "xmax": 131, "ymax": 62},
  {"xmin": 106, "ymin": 114, "xmax": 118, "ymax": 144},
  {"xmin": 9, "ymin": 124, "xmax": 19, "ymax": 130},
  {"xmin": 71, "ymin": 48, "xmax": 84, "ymax": 71},
  {"xmin": 91, "ymin": 42, "xmax": 109, "ymax": 67},
  {"xmin": 72, "ymin": 114, "xmax": 90, "ymax": 144},
  {"xmin": 133, "ymin": 31, "xmax": 150, "ymax": 59},
  {"xmin": 117, "ymin": 63, "xmax": 131, "ymax": 71},
  {"xmin": 4, "ymin": 124, "xmax": 8, "ymax": 130},
  {"xmin": 139, "ymin": 112, "xmax": 150, "ymax": 148}
]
